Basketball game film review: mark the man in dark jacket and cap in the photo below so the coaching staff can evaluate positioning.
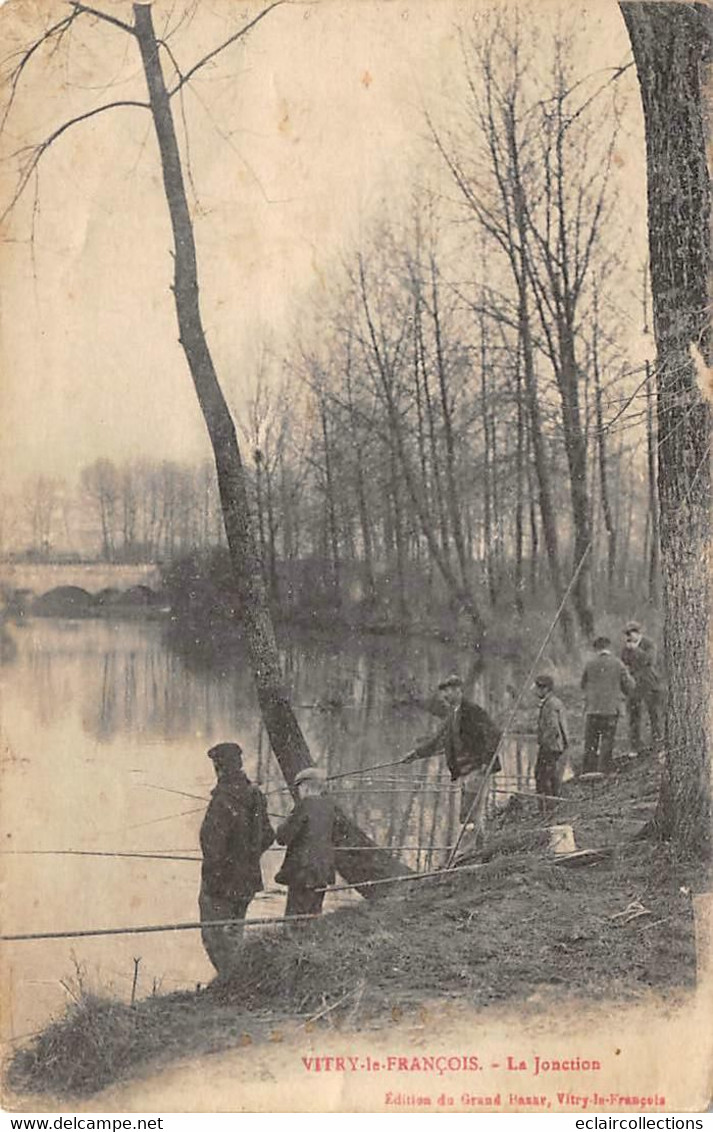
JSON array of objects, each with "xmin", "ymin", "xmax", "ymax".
[
  {"xmin": 620, "ymin": 620, "xmax": 663, "ymax": 755},
  {"xmin": 199, "ymin": 742, "xmax": 275, "ymax": 976},
  {"xmin": 275, "ymin": 767, "xmax": 339, "ymax": 919},
  {"xmin": 402, "ymin": 674, "xmax": 502, "ymax": 842}
]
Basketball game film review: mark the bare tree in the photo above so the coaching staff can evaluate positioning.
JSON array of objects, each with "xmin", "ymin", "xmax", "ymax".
[
  {"xmin": 3, "ymin": 1, "xmax": 404, "ymax": 888},
  {"xmin": 23, "ymin": 475, "xmax": 61, "ymax": 558},
  {"xmin": 81, "ymin": 458, "xmax": 119, "ymax": 560}
]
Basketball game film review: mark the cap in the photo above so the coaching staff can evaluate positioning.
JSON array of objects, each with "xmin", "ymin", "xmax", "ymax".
[
  {"xmin": 207, "ymin": 742, "xmax": 243, "ymax": 763},
  {"xmin": 624, "ymin": 620, "xmax": 642, "ymax": 633},
  {"xmin": 438, "ymin": 673, "xmax": 463, "ymax": 691},
  {"xmin": 593, "ymin": 635, "xmax": 611, "ymax": 650},
  {"xmin": 534, "ymin": 673, "xmax": 554, "ymax": 690},
  {"xmin": 294, "ymin": 766, "xmax": 327, "ymax": 786}
]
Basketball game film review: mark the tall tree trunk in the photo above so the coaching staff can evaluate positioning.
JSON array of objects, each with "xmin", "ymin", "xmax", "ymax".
[
  {"xmin": 646, "ymin": 359, "xmax": 660, "ymax": 605},
  {"xmin": 389, "ymin": 444, "xmax": 408, "ymax": 625},
  {"xmin": 620, "ymin": 0, "xmax": 711, "ymax": 856},
  {"xmin": 418, "ymin": 316, "xmax": 450, "ymax": 558},
  {"xmin": 431, "ymin": 255, "xmax": 470, "ymax": 592},
  {"xmin": 514, "ymin": 351, "xmax": 525, "ymax": 615},
  {"xmin": 557, "ymin": 325, "xmax": 594, "ymax": 638},
  {"xmin": 319, "ymin": 398, "xmax": 342, "ymax": 609},
  {"xmin": 344, "ymin": 350, "xmax": 377, "ymax": 605},
  {"xmin": 133, "ymin": 2, "xmax": 405, "ymax": 887},
  {"xmin": 264, "ymin": 455, "xmax": 280, "ymax": 605},
  {"xmin": 254, "ymin": 448, "xmax": 267, "ymax": 583},
  {"xmin": 592, "ymin": 295, "xmax": 617, "ymax": 590},
  {"xmin": 525, "ymin": 426, "xmax": 539, "ymax": 595},
  {"xmin": 479, "ymin": 310, "xmax": 497, "ymax": 606},
  {"xmin": 510, "ymin": 126, "xmax": 572, "ymax": 645}
]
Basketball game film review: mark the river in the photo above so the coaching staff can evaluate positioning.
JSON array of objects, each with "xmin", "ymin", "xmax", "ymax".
[{"xmin": 0, "ymin": 617, "xmax": 540, "ymax": 1040}]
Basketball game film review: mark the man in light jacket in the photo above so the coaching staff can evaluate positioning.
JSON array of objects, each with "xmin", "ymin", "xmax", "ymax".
[
  {"xmin": 534, "ymin": 674, "xmax": 568, "ymax": 813},
  {"xmin": 581, "ymin": 637, "xmax": 635, "ymax": 774}
]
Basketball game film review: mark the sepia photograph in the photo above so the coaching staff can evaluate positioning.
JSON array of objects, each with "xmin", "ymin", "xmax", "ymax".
[{"xmin": 0, "ymin": 0, "xmax": 710, "ymax": 1114}]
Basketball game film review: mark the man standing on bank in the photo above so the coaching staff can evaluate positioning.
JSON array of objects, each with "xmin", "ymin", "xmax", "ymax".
[
  {"xmin": 402, "ymin": 674, "xmax": 501, "ymax": 841},
  {"xmin": 275, "ymin": 767, "xmax": 339, "ymax": 919},
  {"xmin": 581, "ymin": 637, "xmax": 635, "ymax": 774},
  {"xmin": 533, "ymin": 674, "xmax": 569, "ymax": 814},
  {"xmin": 620, "ymin": 620, "xmax": 663, "ymax": 756},
  {"xmin": 199, "ymin": 742, "xmax": 275, "ymax": 977}
]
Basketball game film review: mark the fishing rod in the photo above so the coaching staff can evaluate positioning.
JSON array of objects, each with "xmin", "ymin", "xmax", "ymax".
[
  {"xmin": 143, "ymin": 783, "xmax": 207, "ymax": 802},
  {"xmin": 326, "ymin": 758, "xmax": 413, "ymax": 782},
  {"xmin": 0, "ymin": 844, "xmax": 458, "ymax": 862},
  {"xmin": 0, "ymin": 858, "xmax": 499, "ymax": 943},
  {"xmin": 445, "ymin": 543, "xmax": 592, "ymax": 869},
  {"xmin": 0, "ymin": 912, "xmax": 325, "ymax": 943}
]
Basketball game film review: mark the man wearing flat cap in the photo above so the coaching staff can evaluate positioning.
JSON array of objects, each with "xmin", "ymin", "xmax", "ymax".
[
  {"xmin": 620, "ymin": 621, "xmax": 663, "ymax": 756},
  {"xmin": 199, "ymin": 742, "xmax": 275, "ymax": 976},
  {"xmin": 533, "ymin": 673, "xmax": 568, "ymax": 814},
  {"xmin": 275, "ymin": 767, "xmax": 341, "ymax": 919},
  {"xmin": 402, "ymin": 674, "xmax": 502, "ymax": 841}
]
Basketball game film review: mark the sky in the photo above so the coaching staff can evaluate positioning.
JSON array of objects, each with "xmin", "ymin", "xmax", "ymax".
[{"xmin": 0, "ymin": 0, "xmax": 645, "ymax": 495}]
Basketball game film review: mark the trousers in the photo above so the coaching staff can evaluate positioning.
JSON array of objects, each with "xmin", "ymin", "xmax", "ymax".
[
  {"xmin": 583, "ymin": 713, "xmax": 619, "ymax": 773},
  {"xmin": 628, "ymin": 692, "xmax": 663, "ymax": 753},
  {"xmin": 459, "ymin": 766, "xmax": 489, "ymax": 837},
  {"xmin": 198, "ymin": 889, "xmax": 251, "ymax": 976},
  {"xmin": 534, "ymin": 747, "xmax": 563, "ymax": 814},
  {"xmin": 285, "ymin": 885, "xmax": 326, "ymax": 919}
]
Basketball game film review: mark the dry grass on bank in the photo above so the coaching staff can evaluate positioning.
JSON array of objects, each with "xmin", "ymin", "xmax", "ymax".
[{"xmin": 6, "ymin": 760, "xmax": 706, "ymax": 1100}]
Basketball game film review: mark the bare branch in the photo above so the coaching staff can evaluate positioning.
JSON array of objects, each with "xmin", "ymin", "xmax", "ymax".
[
  {"xmin": 168, "ymin": 1, "xmax": 286, "ymax": 97},
  {"xmin": 2, "ymin": 100, "xmax": 149, "ymax": 225},
  {"xmin": 1, "ymin": 12, "xmax": 77, "ymax": 133},
  {"xmin": 66, "ymin": 2, "xmax": 135, "ymax": 37}
]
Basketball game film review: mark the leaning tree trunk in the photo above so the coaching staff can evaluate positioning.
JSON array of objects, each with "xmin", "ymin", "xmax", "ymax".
[
  {"xmin": 620, "ymin": 0, "xmax": 711, "ymax": 856},
  {"xmin": 133, "ymin": 2, "xmax": 406, "ymax": 888}
]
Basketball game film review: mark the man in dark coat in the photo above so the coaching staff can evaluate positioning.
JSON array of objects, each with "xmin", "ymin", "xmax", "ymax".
[
  {"xmin": 402, "ymin": 674, "xmax": 501, "ymax": 841},
  {"xmin": 620, "ymin": 620, "xmax": 664, "ymax": 755},
  {"xmin": 199, "ymin": 742, "xmax": 275, "ymax": 976},
  {"xmin": 275, "ymin": 767, "xmax": 338, "ymax": 918},
  {"xmin": 581, "ymin": 637, "xmax": 635, "ymax": 774}
]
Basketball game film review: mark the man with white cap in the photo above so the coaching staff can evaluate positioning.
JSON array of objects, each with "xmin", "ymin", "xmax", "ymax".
[
  {"xmin": 620, "ymin": 620, "xmax": 663, "ymax": 756},
  {"xmin": 199, "ymin": 742, "xmax": 274, "ymax": 976},
  {"xmin": 402, "ymin": 674, "xmax": 501, "ymax": 842},
  {"xmin": 275, "ymin": 767, "xmax": 339, "ymax": 918}
]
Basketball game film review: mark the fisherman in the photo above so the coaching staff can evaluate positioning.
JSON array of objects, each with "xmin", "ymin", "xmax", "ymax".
[
  {"xmin": 620, "ymin": 620, "xmax": 663, "ymax": 756},
  {"xmin": 199, "ymin": 742, "xmax": 275, "ymax": 977},
  {"xmin": 275, "ymin": 767, "xmax": 339, "ymax": 919},
  {"xmin": 580, "ymin": 637, "xmax": 635, "ymax": 774},
  {"xmin": 533, "ymin": 674, "xmax": 568, "ymax": 815},
  {"xmin": 402, "ymin": 673, "xmax": 501, "ymax": 843}
]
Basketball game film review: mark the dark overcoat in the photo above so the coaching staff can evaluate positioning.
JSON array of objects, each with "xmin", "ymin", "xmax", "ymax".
[
  {"xmin": 199, "ymin": 771, "xmax": 275, "ymax": 899},
  {"xmin": 275, "ymin": 795, "xmax": 338, "ymax": 890},
  {"xmin": 620, "ymin": 636, "xmax": 662, "ymax": 697},
  {"xmin": 412, "ymin": 699, "xmax": 502, "ymax": 780}
]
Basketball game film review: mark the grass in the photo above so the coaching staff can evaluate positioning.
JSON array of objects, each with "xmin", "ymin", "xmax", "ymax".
[{"xmin": 6, "ymin": 759, "xmax": 706, "ymax": 1100}]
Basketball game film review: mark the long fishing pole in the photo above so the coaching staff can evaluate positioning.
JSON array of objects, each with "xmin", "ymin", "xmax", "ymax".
[
  {"xmin": 0, "ymin": 859, "xmax": 501, "ymax": 942},
  {"xmin": 0, "ymin": 844, "xmax": 458, "ymax": 862},
  {"xmin": 264, "ymin": 758, "xmax": 411, "ymax": 793},
  {"xmin": 445, "ymin": 543, "xmax": 592, "ymax": 869},
  {"xmin": 326, "ymin": 758, "xmax": 411, "ymax": 782}
]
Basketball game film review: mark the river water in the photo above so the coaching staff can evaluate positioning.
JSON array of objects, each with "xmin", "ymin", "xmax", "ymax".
[{"xmin": 0, "ymin": 617, "xmax": 539, "ymax": 1039}]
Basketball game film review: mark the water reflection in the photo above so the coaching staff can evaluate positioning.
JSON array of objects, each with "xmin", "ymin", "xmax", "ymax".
[{"xmin": 0, "ymin": 617, "xmax": 541, "ymax": 1038}]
